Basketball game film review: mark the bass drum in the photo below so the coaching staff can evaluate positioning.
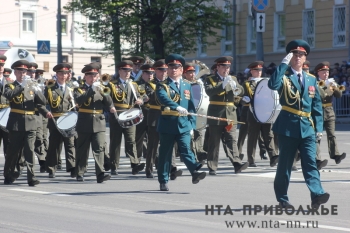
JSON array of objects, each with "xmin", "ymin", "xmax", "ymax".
[
  {"xmin": 191, "ymin": 81, "xmax": 209, "ymax": 129},
  {"xmin": 250, "ymin": 78, "xmax": 281, "ymax": 123},
  {"xmin": 0, "ymin": 107, "xmax": 10, "ymax": 132}
]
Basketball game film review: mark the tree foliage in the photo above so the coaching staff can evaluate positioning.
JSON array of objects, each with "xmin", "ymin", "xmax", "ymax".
[{"xmin": 64, "ymin": 0, "xmax": 233, "ymax": 62}]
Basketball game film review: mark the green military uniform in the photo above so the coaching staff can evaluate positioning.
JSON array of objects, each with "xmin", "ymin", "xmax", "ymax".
[
  {"xmin": 315, "ymin": 62, "xmax": 346, "ymax": 164},
  {"xmin": 3, "ymin": 60, "xmax": 46, "ymax": 186},
  {"xmin": 41, "ymin": 63, "xmax": 76, "ymax": 178},
  {"xmin": 204, "ymin": 56, "xmax": 248, "ymax": 174},
  {"xmin": 0, "ymin": 62, "xmax": 10, "ymax": 156},
  {"xmin": 268, "ymin": 40, "xmax": 329, "ymax": 208},
  {"xmin": 108, "ymin": 60, "xmax": 144, "ymax": 175},
  {"xmin": 74, "ymin": 64, "xmax": 113, "ymax": 182},
  {"xmin": 243, "ymin": 61, "xmax": 278, "ymax": 167}
]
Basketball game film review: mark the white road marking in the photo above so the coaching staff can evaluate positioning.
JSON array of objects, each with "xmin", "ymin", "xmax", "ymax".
[
  {"xmin": 279, "ymin": 220, "xmax": 350, "ymax": 232},
  {"xmin": 9, "ymin": 188, "xmax": 71, "ymax": 196}
]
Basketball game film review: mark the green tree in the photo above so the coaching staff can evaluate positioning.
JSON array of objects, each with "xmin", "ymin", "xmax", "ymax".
[{"xmin": 65, "ymin": 0, "xmax": 233, "ymax": 65}]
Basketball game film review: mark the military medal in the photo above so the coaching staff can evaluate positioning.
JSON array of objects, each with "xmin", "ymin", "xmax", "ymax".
[
  {"xmin": 308, "ymin": 86, "xmax": 315, "ymax": 98},
  {"xmin": 184, "ymin": 90, "xmax": 190, "ymax": 99}
]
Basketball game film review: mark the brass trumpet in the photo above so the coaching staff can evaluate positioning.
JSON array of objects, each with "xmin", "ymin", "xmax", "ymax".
[
  {"xmin": 318, "ymin": 79, "xmax": 345, "ymax": 91},
  {"xmin": 99, "ymin": 83, "xmax": 111, "ymax": 96},
  {"xmin": 101, "ymin": 73, "xmax": 111, "ymax": 85}
]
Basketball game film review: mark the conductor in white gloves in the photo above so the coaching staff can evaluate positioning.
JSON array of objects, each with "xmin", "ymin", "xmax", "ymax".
[
  {"xmin": 267, "ymin": 39, "xmax": 329, "ymax": 209},
  {"xmin": 155, "ymin": 54, "xmax": 206, "ymax": 191}
]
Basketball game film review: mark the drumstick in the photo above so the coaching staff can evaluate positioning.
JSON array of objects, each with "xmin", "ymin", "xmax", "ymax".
[{"xmin": 187, "ymin": 113, "xmax": 245, "ymax": 124}]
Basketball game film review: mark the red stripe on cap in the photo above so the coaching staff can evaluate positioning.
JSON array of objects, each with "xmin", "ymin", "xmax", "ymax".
[
  {"xmin": 4, "ymin": 72, "xmax": 10, "ymax": 75},
  {"xmin": 16, "ymin": 65, "xmax": 28, "ymax": 69},
  {"xmin": 169, "ymin": 60, "xmax": 181, "ymax": 64},
  {"xmin": 183, "ymin": 66, "xmax": 195, "ymax": 73},
  {"xmin": 292, "ymin": 46, "xmax": 306, "ymax": 52},
  {"xmin": 302, "ymin": 64, "xmax": 309, "ymax": 68},
  {"xmin": 122, "ymin": 65, "xmax": 132, "ymax": 68},
  {"xmin": 0, "ymin": 59, "xmax": 5, "ymax": 63},
  {"xmin": 63, "ymin": 67, "xmax": 69, "ymax": 71}
]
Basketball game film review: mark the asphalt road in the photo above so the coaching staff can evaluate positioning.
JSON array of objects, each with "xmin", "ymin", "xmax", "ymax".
[{"xmin": 0, "ymin": 124, "xmax": 349, "ymax": 233}]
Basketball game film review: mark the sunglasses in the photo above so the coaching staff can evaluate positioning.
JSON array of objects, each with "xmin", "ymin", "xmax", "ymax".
[
  {"xmin": 156, "ymin": 68, "xmax": 167, "ymax": 71},
  {"xmin": 120, "ymin": 68, "xmax": 132, "ymax": 71},
  {"xmin": 15, "ymin": 68, "xmax": 28, "ymax": 72},
  {"xmin": 168, "ymin": 64, "xmax": 182, "ymax": 69},
  {"xmin": 292, "ymin": 51, "xmax": 307, "ymax": 56},
  {"xmin": 143, "ymin": 71, "xmax": 154, "ymax": 75},
  {"xmin": 218, "ymin": 64, "xmax": 231, "ymax": 67},
  {"xmin": 185, "ymin": 70, "xmax": 195, "ymax": 73}
]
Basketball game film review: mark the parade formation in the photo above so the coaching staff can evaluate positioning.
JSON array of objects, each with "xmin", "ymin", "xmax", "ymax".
[{"xmin": 0, "ymin": 39, "xmax": 347, "ymax": 209}]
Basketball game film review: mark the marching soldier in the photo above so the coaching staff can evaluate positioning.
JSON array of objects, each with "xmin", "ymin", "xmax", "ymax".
[
  {"xmin": 3, "ymin": 60, "xmax": 46, "ymax": 186},
  {"xmin": 268, "ymin": 39, "xmax": 329, "ymax": 209},
  {"xmin": 0, "ymin": 56, "xmax": 10, "ymax": 157},
  {"xmin": 108, "ymin": 60, "xmax": 145, "ymax": 175},
  {"xmin": 135, "ymin": 64, "xmax": 154, "ymax": 162},
  {"xmin": 41, "ymin": 63, "xmax": 77, "ymax": 178},
  {"xmin": 242, "ymin": 61, "xmax": 279, "ymax": 167},
  {"xmin": 204, "ymin": 56, "xmax": 248, "ymax": 175},
  {"xmin": 315, "ymin": 61, "xmax": 346, "ymax": 166},
  {"xmin": 74, "ymin": 63, "xmax": 116, "ymax": 183},
  {"xmin": 156, "ymin": 54, "xmax": 206, "ymax": 191},
  {"xmin": 129, "ymin": 56, "xmax": 145, "ymax": 80}
]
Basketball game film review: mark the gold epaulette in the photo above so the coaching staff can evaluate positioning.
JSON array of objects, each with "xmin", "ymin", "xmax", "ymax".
[
  {"xmin": 77, "ymin": 88, "xmax": 84, "ymax": 94},
  {"xmin": 148, "ymin": 81, "xmax": 156, "ymax": 90},
  {"xmin": 308, "ymin": 73, "xmax": 316, "ymax": 78},
  {"xmin": 183, "ymin": 79, "xmax": 191, "ymax": 84},
  {"xmin": 8, "ymin": 84, "xmax": 15, "ymax": 90}
]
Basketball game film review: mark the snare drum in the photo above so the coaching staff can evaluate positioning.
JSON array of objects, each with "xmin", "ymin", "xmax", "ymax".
[
  {"xmin": 0, "ymin": 107, "xmax": 10, "ymax": 132},
  {"xmin": 191, "ymin": 82, "xmax": 209, "ymax": 129},
  {"xmin": 250, "ymin": 78, "xmax": 281, "ymax": 123},
  {"xmin": 56, "ymin": 112, "xmax": 78, "ymax": 137},
  {"xmin": 118, "ymin": 108, "xmax": 144, "ymax": 128}
]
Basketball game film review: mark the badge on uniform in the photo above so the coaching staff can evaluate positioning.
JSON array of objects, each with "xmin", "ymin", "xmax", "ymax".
[
  {"xmin": 184, "ymin": 90, "xmax": 190, "ymax": 99},
  {"xmin": 308, "ymin": 86, "xmax": 315, "ymax": 98},
  {"xmin": 29, "ymin": 90, "xmax": 34, "ymax": 96}
]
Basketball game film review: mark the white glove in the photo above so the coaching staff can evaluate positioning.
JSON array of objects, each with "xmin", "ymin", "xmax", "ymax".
[
  {"xmin": 21, "ymin": 78, "xmax": 28, "ymax": 87},
  {"xmin": 72, "ymin": 81, "xmax": 80, "ymax": 88},
  {"xmin": 242, "ymin": 96, "xmax": 251, "ymax": 104},
  {"xmin": 33, "ymin": 85, "xmax": 41, "ymax": 93},
  {"xmin": 229, "ymin": 80, "xmax": 237, "ymax": 90},
  {"xmin": 190, "ymin": 129, "xmax": 194, "ymax": 136},
  {"xmin": 316, "ymin": 132, "xmax": 323, "ymax": 141},
  {"xmin": 282, "ymin": 52, "xmax": 293, "ymax": 65},
  {"xmin": 176, "ymin": 106, "xmax": 188, "ymax": 115},
  {"xmin": 222, "ymin": 77, "xmax": 230, "ymax": 89},
  {"xmin": 92, "ymin": 82, "xmax": 101, "ymax": 92}
]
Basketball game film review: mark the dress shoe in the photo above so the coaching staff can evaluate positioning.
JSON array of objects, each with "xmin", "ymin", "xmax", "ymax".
[
  {"xmin": 70, "ymin": 169, "xmax": 77, "ymax": 178},
  {"xmin": 233, "ymin": 162, "xmax": 249, "ymax": 174},
  {"xmin": 76, "ymin": 176, "xmax": 84, "ymax": 182},
  {"xmin": 104, "ymin": 163, "xmax": 111, "ymax": 172},
  {"xmin": 170, "ymin": 169, "xmax": 183, "ymax": 180},
  {"xmin": 311, "ymin": 193, "xmax": 330, "ymax": 209},
  {"xmin": 40, "ymin": 166, "xmax": 46, "ymax": 173},
  {"xmin": 49, "ymin": 173, "xmax": 55, "ymax": 178},
  {"xmin": 209, "ymin": 170, "xmax": 217, "ymax": 175},
  {"xmin": 28, "ymin": 180, "xmax": 40, "ymax": 186},
  {"xmin": 239, "ymin": 154, "xmax": 244, "ymax": 160},
  {"xmin": 4, "ymin": 178, "xmax": 14, "ymax": 185},
  {"xmin": 291, "ymin": 166, "xmax": 299, "ymax": 171},
  {"xmin": 192, "ymin": 171, "xmax": 206, "ymax": 184},
  {"xmin": 160, "ymin": 183, "xmax": 169, "ymax": 191},
  {"xmin": 111, "ymin": 169, "xmax": 118, "ymax": 175},
  {"xmin": 146, "ymin": 173, "xmax": 154, "ymax": 178},
  {"xmin": 279, "ymin": 201, "xmax": 293, "ymax": 208},
  {"xmin": 260, "ymin": 153, "xmax": 268, "ymax": 160},
  {"xmin": 335, "ymin": 153, "xmax": 346, "ymax": 164},
  {"xmin": 249, "ymin": 163, "xmax": 257, "ymax": 167},
  {"xmin": 270, "ymin": 155, "xmax": 279, "ymax": 167},
  {"xmin": 316, "ymin": 159, "xmax": 328, "ymax": 170},
  {"xmin": 57, "ymin": 164, "xmax": 62, "ymax": 170},
  {"xmin": 97, "ymin": 174, "xmax": 111, "ymax": 183},
  {"xmin": 132, "ymin": 163, "xmax": 145, "ymax": 175}
]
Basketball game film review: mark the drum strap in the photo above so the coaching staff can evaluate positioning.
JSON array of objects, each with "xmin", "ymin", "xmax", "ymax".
[{"xmin": 281, "ymin": 105, "xmax": 311, "ymax": 117}]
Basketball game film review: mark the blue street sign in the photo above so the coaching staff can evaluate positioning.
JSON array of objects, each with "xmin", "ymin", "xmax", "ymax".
[
  {"xmin": 37, "ymin": 40, "xmax": 50, "ymax": 54},
  {"xmin": 252, "ymin": 0, "xmax": 269, "ymax": 12}
]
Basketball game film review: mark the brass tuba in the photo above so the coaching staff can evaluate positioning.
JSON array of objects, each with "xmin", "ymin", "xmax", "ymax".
[
  {"xmin": 193, "ymin": 60, "xmax": 210, "ymax": 80},
  {"xmin": 101, "ymin": 73, "xmax": 111, "ymax": 85}
]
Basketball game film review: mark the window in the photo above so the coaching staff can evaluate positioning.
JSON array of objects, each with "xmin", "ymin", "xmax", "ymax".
[
  {"xmin": 247, "ymin": 16, "xmax": 256, "ymax": 53},
  {"xmin": 61, "ymin": 15, "xmax": 67, "ymax": 35},
  {"xmin": 91, "ymin": 57, "xmax": 101, "ymax": 63},
  {"xmin": 333, "ymin": 6, "xmax": 346, "ymax": 47},
  {"xmin": 62, "ymin": 56, "xmax": 68, "ymax": 63},
  {"xmin": 274, "ymin": 13, "xmax": 285, "ymax": 51},
  {"xmin": 22, "ymin": 13, "xmax": 34, "ymax": 32},
  {"xmin": 88, "ymin": 16, "xmax": 98, "ymax": 36},
  {"xmin": 303, "ymin": 10, "xmax": 315, "ymax": 48},
  {"xmin": 223, "ymin": 25, "xmax": 233, "ymax": 54},
  {"xmin": 197, "ymin": 33, "xmax": 207, "ymax": 57}
]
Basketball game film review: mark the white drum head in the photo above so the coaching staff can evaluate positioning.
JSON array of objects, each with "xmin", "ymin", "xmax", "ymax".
[
  {"xmin": 0, "ymin": 107, "xmax": 10, "ymax": 127},
  {"xmin": 57, "ymin": 112, "xmax": 78, "ymax": 130},
  {"xmin": 119, "ymin": 108, "xmax": 140, "ymax": 121},
  {"xmin": 252, "ymin": 79, "xmax": 281, "ymax": 123}
]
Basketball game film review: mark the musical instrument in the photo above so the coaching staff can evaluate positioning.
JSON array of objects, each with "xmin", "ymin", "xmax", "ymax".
[
  {"xmin": 193, "ymin": 60, "xmax": 210, "ymax": 80},
  {"xmin": 191, "ymin": 82, "xmax": 209, "ymax": 129},
  {"xmin": 3, "ymin": 48, "xmax": 36, "ymax": 81},
  {"xmin": 250, "ymin": 78, "xmax": 281, "ymax": 123},
  {"xmin": 55, "ymin": 112, "xmax": 78, "ymax": 137},
  {"xmin": 101, "ymin": 73, "xmax": 111, "ymax": 85},
  {"xmin": 134, "ymin": 56, "xmax": 155, "ymax": 81},
  {"xmin": 318, "ymin": 79, "xmax": 346, "ymax": 91},
  {"xmin": 0, "ymin": 107, "xmax": 10, "ymax": 132},
  {"xmin": 117, "ymin": 107, "xmax": 144, "ymax": 128}
]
